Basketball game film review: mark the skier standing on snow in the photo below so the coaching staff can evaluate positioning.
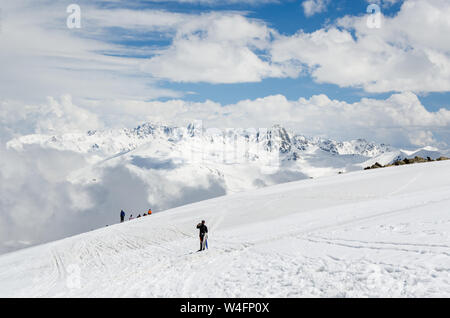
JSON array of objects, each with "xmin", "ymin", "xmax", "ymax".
[
  {"xmin": 196, "ymin": 220, "xmax": 208, "ymax": 252},
  {"xmin": 120, "ymin": 210, "xmax": 126, "ymax": 223}
]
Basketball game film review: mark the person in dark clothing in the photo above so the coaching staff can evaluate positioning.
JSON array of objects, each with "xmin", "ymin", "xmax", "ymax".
[
  {"xmin": 120, "ymin": 210, "xmax": 125, "ymax": 223},
  {"xmin": 196, "ymin": 220, "xmax": 208, "ymax": 251}
]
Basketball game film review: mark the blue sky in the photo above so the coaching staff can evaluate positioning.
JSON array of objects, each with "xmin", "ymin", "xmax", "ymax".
[{"xmin": 85, "ymin": 0, "xmax": 448, "ymax": 112}]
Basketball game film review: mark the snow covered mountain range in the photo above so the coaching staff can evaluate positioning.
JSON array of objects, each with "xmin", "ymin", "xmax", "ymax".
[
  {"xmin": 8, "ymin": 122, "xmax": 394, "ymax": 158},
  {"xmin": 7, "ymin": 122, "xmax": 448, "ymax": 182}
]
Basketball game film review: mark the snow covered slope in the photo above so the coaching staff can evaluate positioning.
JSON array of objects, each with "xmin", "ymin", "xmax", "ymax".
[{"xmin": 0, "ymin": 160, "xmax": 449, "ymax": 297}]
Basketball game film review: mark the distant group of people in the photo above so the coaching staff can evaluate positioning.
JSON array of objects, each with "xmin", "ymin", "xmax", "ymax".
[{"xmin": 120, "ymin": 209, "xmax": 152, "ymax": 222}]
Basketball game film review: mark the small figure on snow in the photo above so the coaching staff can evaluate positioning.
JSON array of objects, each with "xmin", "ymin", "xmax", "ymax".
[
  {"xmin": 120, "ymin": 210, "xmax": 126, "ymax": 223},
  {"xmin": 196, "ymin": 220, "xmax": 208, "ymax": 252}
]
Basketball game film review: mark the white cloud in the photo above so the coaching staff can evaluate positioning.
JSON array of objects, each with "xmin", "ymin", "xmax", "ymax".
[
  {"xmin": 142, "ymin": 13, "xmax": 298, "ymax": 83},
  {"xmin": 92, "ymin": 0, "xmax": 450, "ymax": 92},
  {"xmin": 302, "ymin": 0, "xmax": 330, "ymax": 17},
  {"xmin": 366, "ymin": 0, "xmax": 403, "ymax": 8},
  {"xmin": 220, "ymin": 92, "xmax": 450, "ymax": 148},
  {"xmin": 0, "ymin": 96, "xmax": 103, "ymax": 142},
  {"xmin": 3, "ymin": 90, "xmax": 449, "ymax": 149},
  {"xmin": 0, "ymin": 145, "xmax": 93, "ymax": 254},
  {"xmin": 0, "ymin": 1, "xmax": 191, "ymax": 102},
  {"xmin": 59, "ymin": 91, "xmax": 450, "ymax": 149},
  {"xmin": 409, "ymin": 130, "xmax": 436, "ymax": 147},
  {"xmin": 0, "ymin": 1, "xmax": 292, "ymax": 100},
  {"xmin": 272, "ymin": 0, "xmax": 450, "ymax": 93}
]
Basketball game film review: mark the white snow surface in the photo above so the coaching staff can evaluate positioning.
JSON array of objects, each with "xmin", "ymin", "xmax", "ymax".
[
  {"xmin": 5, "ymin": 122, "xmax": 449, "ymax": 256},
  {"xmin": 0, "ymin": 160, "xmax": 449, "ymax": 297}
]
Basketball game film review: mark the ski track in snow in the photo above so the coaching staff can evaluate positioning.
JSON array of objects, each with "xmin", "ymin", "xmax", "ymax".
[{"xmin": 0, "ymin": 161, "xmax": 449, "ymax": 297}]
